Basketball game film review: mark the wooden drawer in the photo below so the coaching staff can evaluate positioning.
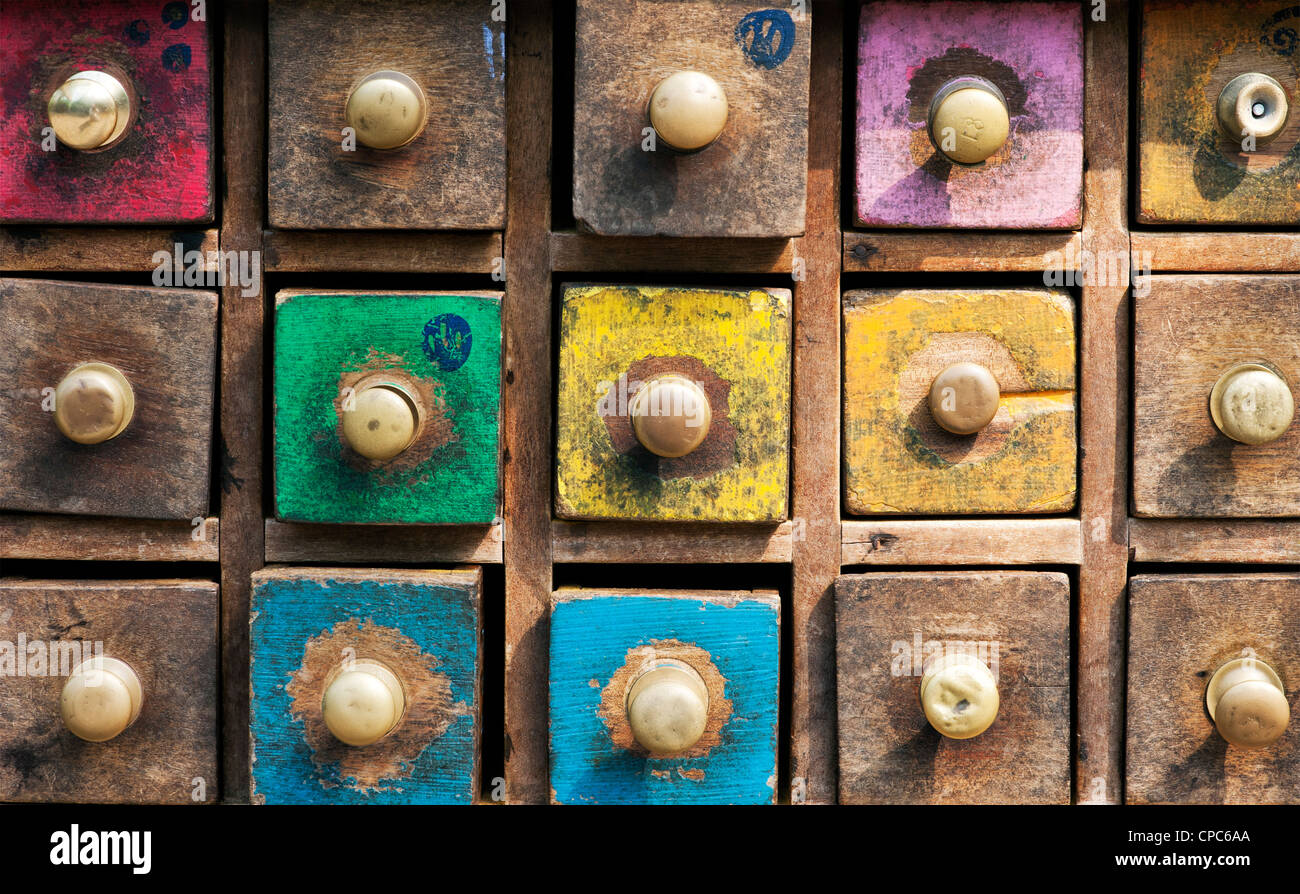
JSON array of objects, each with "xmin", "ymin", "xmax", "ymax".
[
  {"xmin": 572, "ymin": 0, "xmax": 810, "ymax": 236},
  {"xmin": 1134, "ymin": 275, "xmax": 1300, "ymax": 517},
  {"xmin": 548, "ymin": 588, "xmax": 780, "ymax": 805},
  {"xmin": 855, "ymin": 1, "xmax": 1083, "ymax": 228},
  {"xmin": 0, "ymin": 579, "xmax": 218, "ymax": 804},
  {"xmin": 273, "ymin": 290, "xmax": 502, "ymax": 524},
  {"xmin": 1128, "ymin": 574, "xmax": 1300, "ymax": 804},
  {"xmin": 1138, "ymin": 1, "xmax": 1300, "ymax": 224},
  {"xmin": 250, "ymin": 567, "xmax": 482, "ymax": 805},
  {"xmin": 556, "ymin": 284, "xmax": 791, "ymax": 522},
  {"xmin": 836, "ymin": 572, "xmax": 1071, "ymax": 804},
  {"xmin": 0, "ymin": 0, "xmax": 214, "ymax": 224},
  {"xmin": 843, "ymin": 288, "xmax": 1076, "ymax": 515},
  {"xmin": 267, "ymin": 0, "xmax": 505, "ymax": 230},
  {"xmin": 0, "ymin": 278, "xmax": 218, "ymax": 520}
]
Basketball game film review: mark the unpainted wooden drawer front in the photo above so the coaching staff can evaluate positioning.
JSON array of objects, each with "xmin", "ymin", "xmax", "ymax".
[
  {"xmin": 1138, "ymin": 0, "xmax": 1300, "ymax": 224},
  {"xmin": 556, "ymin": 284, "xmax": 792, "ymax": 522},
  {"xmin": 0, "ymin": 278, "xmax": 218, "ymax": 520},
  {"xmin": 250, "ymin": 568, "xmax": 482, "ymax": 805},
  {"xmin": 573, "ymin": 0, "xmax": 810, "ymax": 236},
  {"xmin": 267, "ymin": 0, "xmax": 506, "ymax": 230},
  {"xmin": 0, "ymin": 0, "xmax": 214, "ymax": 224},
  {"xmin": 273, "ymin": 290, "xmax": 502, "ymax": 524},
  {"xmin": 855, "ymin": 0, "xmax": 1084, "ymax": 229},
  {"xmin": 836, "ymin": 572, "xmax": 1071, "ymax": 805},
  {"xmin": 843, "ymin": 288, "xmax": 1077, "ymax": 515},
  {"xmin": 548, "ymin": 588, "xmax": 780, "ymax": 805},
  {"xmin": 1133, "ymin": 275, "xmax": 1300, "ymax": 517},
  {"xmin": 0, "ymin": 579, "xmax": 218, "ymax": 804},
  {"xmin": 1128, "ymin": 575, "xmax": 1300, "ymax": 804}
]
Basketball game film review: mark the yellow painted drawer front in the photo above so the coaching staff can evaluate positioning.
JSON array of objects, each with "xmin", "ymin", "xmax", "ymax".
[
  {"xmin": 556, "ymin": 284, "xmax": 791, "ymax": 522},
  {"xmin": 843, "ymin": 288, "xmax": 1076, "ymax": 515}
]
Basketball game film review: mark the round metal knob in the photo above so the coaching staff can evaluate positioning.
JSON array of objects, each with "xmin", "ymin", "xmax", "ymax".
[
  {"xmin": 1217, "ymin": 73, "xmax": 1290, "ymax": 146},
  {"xmin": 344, "ymin": 70, "xmax": 428, "ymax": 149},
  {"xmin": 54, "ymin": 362, "xmax": 135, "ymax": 445},
  {"xmin": 322, "ymin": 659, "xmax": 406, "ymax": 747},
  {"xmin": 648, "ymin": 71, "xmax": 728, "ymax": 152},
  {"xmin": 920, "ymin": 653, "xmax": 999, "ymax": 740},
  {"xmin": 1210, "ymin": 362, "xmax": 1294, "ymax": 445},
  {"xmin": 928, "ymin": 77, "xmax": 1010, "ymax": 165},
  {"xmin": 1206, "ymin": 656, "xmax": 1289, "ymax": 750},
  {"xmin": 341, "ymin": 382, "xmax": 419, "ymax": 461},
  {"xmin": 47, "ymin": 70, "xmax": 131, "ymax": 150},
  {"xmin": 928, "ymin": 362, "xmax": 1001, "ymax": 435},
  {"xmin": 61, "ymin": 657, "xmax": 143, "ymax": 743},
  {"xmin": 626, "ymin": 662, "xmax": 709, "ymax": 754},
  {"xmin": 629, "ymin": 374, "xmax": 712, "ymax": 458}
]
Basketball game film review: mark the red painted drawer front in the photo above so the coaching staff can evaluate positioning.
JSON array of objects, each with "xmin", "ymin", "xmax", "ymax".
[{"xmin": 0, "ymin": 0, "xmax": 214, "ymax": 224}]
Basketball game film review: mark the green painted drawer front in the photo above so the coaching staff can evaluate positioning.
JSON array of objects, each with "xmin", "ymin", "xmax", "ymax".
[{"xmin": 273, "ymin": 290, "xmax": 502, "ymax": 524}]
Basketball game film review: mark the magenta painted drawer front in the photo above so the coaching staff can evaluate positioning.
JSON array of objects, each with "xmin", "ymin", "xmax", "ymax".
[
  {"xmin": 855, "ymin": 1, "xmax": 1084, "ymax": 229},
  {"xmin": 0, "ymin": 0, "xmax": 213, "ymax": 224}
]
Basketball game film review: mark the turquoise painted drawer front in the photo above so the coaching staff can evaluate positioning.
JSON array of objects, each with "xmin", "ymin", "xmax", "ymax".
[
  {"xmin": 549, "ymin": 588, "xmax": 780, "ymax": 804},
  {"xmin": 250, "ymin": 568, "xmax": 482, "ymax": 805},
  {"xmin": 273, "ymin": 290, "xmax": 502, "ymax": 524}
]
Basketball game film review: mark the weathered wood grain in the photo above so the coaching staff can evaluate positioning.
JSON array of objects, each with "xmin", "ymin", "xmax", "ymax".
[
  {"xmin": 1128, "ymin": 574, "xmax": 1300, "ymax": 804},
  {"xmin": 789, "ymin": 0, "xmax": 841, "ymax": 806},
  {"xmin": 1, "ymin": 515, "xmax": 218, "ymax": 562},
  {"xmin": 0, "ymin": 278, "xmax": 217, "ymax": 520},
  {"xmin": 273, "ymin": 290, "xmax": 502, "ymax": 524},
  {"xmin": 0, "ymin": 228, "xmax": 218, "ymax": 271},
  {"xmin": 1131, "ymin": 518, "xmax": 1300, "ymax": 563},
  {"xmin": 836, "ymin": 572, "xmax": 1071, "ymax": 804},
  {"xmin": 0, "ymin": 579, "xmax": 218, "ymax": 804},
  {"xmin": 1076, "ymin": 0, "xmax": 1130, "ymax": 806},
  {"xmin": 250, "ymin": 567, "xmax": 482, "ymax": 804},
  {"xmin": 1133, "ymin": 274, "xmax": 1300, "ymax": 517},
  {"xmin": 550, "ymin": 232, "xmax": 794, "ymax": 272},
  {"xmin": 552, "ymin": 521, "xmax": 792, "ymax": 563},
  {"xmin": 573, "ymin": 0, "xmax": 809, "ymax": 236},
  {"xmin": 855, "ymin": 1, "xmax": 1083, "ymax": 228},
  {"xmin": 267, "ymin": 0, "xmax": 505, "ymax": 229},
  {"xmin": 263, "ymin": 231, "xmax": 502, "ymax": 273},
  {"xmin": 502, "ymin": 0, "xmax": 554, "ymax": 804},
  {"xmin": 841, "ymin": 519, "xmax": 1081, "ymax": 566},
  {"xmin": 549, "ymin": 588, "xmax": 780, "ymax": 804},
  {"xmin": 265, "ymin": 519, "xmax": 502, "ymax": 564},
  {"xmin": 843, "ymin": 231, "xmax": 1082, "ymax": 272},
  {"xmin": 1138, "ymin": 0, "xmax": 1300, "ymax": 224},
  {"xmin": 556, "ymin": 284, "xmax": 791, "ymax": 522},
  {"xmin": 1133, "ymin": 232, "xmax": 1300, "ymax": 272},
  {"xmin": 843, "ymin": 288, "xmax": 1077, "ymax": 515},
  {"xmin": 0, "ymin": 0, "xmax": 214, "ymax": 224}
]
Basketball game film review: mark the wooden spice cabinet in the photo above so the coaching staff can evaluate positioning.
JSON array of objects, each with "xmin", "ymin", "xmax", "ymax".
[{"xmin": 2, "ymin": 0, "xmax": 1298, "ymax": 805}]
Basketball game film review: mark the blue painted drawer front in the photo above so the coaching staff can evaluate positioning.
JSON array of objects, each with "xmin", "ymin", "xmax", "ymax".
[
  {"xmin": 549, "ymin": 589, "xmax": 781, "ymax": 804},
  {"xmin": 250, "ymin": 568, "xmax": 481, "ymax": 804}
]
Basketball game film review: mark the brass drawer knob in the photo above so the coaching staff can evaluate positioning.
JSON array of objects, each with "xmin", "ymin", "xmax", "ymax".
[
  {"xmin": 928, "ymin": 362, "xmax": 1000, "ymax": 435},
  {"xmin": 47, "ymin": 70, "xmax": 131, "ymax": 150},
  {"xmin": 344, "ymin": 70, "xmax": 428, "ymax": 150},
  {"xmin": 322, "ymin": 658, "xmax": 406, "ymax": 747},
  {"xmin": 341, "ymin": 382, "xmax": 420, "ymax": 461},
  {"xmin": 648, "ymin": 71, "xmax": 728, "ymax": 152},
  {"xmin": 1206, "ymin": 656, "xmax": 1289, "ymax": 749},
  {"xmin": 54, "ymin": 362, "xmax": 135, "ymax": 445},
  {"xmin": 928, "ymin": 77, "xmax": 1009, "ymax": 165},
  {"xmin": 630, "ymin": 373, "xmax": 712, "ymax": 458},
  {"xmin": 920, "ymin": 652, "xmax": 999, "ymax": 739},
  {"xmin": 61, "ymin": 657, "xmax": 143, "ymax": 743},
  {"xmin": 626, "ymin": 662, "xmax": 709, "ymax": 754},
  {"xmin": 1210, "ymin": 362, "xmax": 1294, "ymax": 445},
  {"xmin": 1217, "ymin": 73, "xmax": 1289, "ymax": 146}
]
